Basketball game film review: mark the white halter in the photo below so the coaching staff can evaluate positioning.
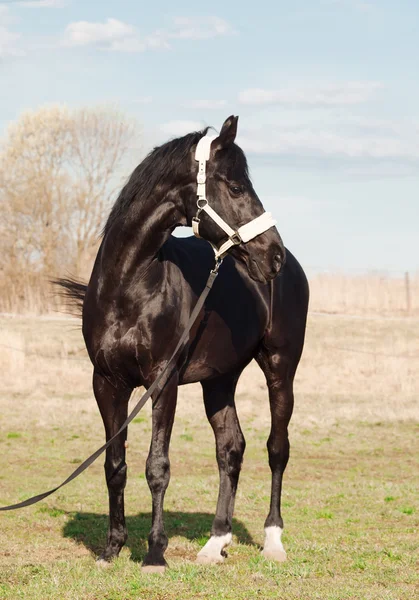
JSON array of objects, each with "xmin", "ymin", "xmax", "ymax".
[{"xmin": 192, "ymin": 134, "xmax": 277, "ymax": 260}]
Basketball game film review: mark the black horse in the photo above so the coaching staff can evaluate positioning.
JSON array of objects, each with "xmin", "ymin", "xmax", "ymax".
[{"xmin": 60, "ymin": 116, "xmax": 309, "ymax": 571}]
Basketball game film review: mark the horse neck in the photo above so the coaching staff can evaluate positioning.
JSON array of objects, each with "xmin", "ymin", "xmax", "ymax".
[{"xmin": 101, "ymin": 192, "xmax": 186, "ymax": 280}]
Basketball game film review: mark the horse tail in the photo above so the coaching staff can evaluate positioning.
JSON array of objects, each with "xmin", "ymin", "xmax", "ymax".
[{"xmin": 52, "ymin": 277, "xmax": 86, "ymax": 318}]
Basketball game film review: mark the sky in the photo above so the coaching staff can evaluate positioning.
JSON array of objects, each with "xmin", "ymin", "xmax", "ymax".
[{"xmin": 0, "ymin": 0, "xmax": 418, "ymax": 273}]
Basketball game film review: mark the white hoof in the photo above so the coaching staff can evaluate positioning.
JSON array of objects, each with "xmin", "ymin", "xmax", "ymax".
[
  {"xmin": 96, "ymin": 558, "xmax": 112, "ymax": 569},
  {"xmin": 262, "ymin": 526, "xmax": 287, "ymax": 563},
  {"xmin": 262, "ymin": 548, "xmax": 287, "ymax": 562},
  {"xmin": 196, "ymin": 532, "xmax": 232, "ymax": 565},
  {"xmin": 195, "ymin": 553, "xmax": 225, "ymax": 565}
]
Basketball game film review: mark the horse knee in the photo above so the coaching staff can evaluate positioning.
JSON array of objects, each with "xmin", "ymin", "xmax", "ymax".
[
  {"xmin": 146, "ymin": 454, "xmax": 170, "ymax": 493},
  {"xmin": 267, "ymin": 434, "xmax": 289, "ymax": 470},
  {"xmin": 105, "ymin": 461, "xmax": 127, "ymax": 492},
  {"xmin": 217, "ymin": 435, "xmax": 246, "ymax": 478}
]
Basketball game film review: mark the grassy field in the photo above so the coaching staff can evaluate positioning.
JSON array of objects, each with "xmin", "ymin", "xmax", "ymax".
[
  {"xmin": 2, "ymin": 271, "xmax": 419, "ymax": 317},
  {"xmin": 0, "ymin": 313, "xmax": 418, "ymax": 599},
  {"xmin": 307, "ymin": 272, "xmax": 419, "ymax": 317}
]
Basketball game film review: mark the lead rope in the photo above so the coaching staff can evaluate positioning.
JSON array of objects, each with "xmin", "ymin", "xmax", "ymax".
[
  {"xmin": 269, "ymin": 278, "xmax": 274, "ymax": 332},
  {"xmin": 0, "ymin": 261, "xmax": 222, "ymax": 511},
  {"xmin": 1, "ymin": 134, "xmax": 276, "ymax": 512}
]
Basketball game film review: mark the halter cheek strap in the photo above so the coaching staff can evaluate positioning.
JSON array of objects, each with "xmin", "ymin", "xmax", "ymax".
[{"xmin": 192, "ymin": 134, "xmax": 277, "ymax": 260}]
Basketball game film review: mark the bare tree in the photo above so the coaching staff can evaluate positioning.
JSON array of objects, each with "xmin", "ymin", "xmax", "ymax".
[{"xmin": 0, "ymin": 105, "xmax": 140, "ymax": 311}]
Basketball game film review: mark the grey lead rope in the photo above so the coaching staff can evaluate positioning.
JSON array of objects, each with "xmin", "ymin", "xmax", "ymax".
[{"xmin": 0, "ymin": 265, "xmax": 220, "ymax": 512}]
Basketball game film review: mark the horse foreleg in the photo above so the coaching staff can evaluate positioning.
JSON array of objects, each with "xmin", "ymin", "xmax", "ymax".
[
  {"xmin": 142, "ymin": 376, "xmax": 178, "ymax": 572},
  {"xmin": 257, "ymin": 349, "xmax": 294, "ymax": 562},
  {"xmin": 197, "ymin": 373, "xmax": 245, "ymax": 564},
  {"xmin": 93, "ymin": 371, "xmax": 132, "ymax": 565}
]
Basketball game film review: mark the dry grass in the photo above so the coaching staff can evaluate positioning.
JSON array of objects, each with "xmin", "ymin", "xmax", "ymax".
[
  {"xmin": 0, "ymin": 277, "xmax": 60, "ymax": 315},
  {"xmin": 309, "ymin": 271, "xmax": 419, "ymax": 316},
  {"xmin": 1, "ymin": 310, "xmax": 418, "ymax": 426},
  {"xmin": 1, "ymin": 269, "xmax": 419, "ymax": 317},
  {"xmin": 0, "ymin": 313, "xmax": 418, "ymax": 599}
]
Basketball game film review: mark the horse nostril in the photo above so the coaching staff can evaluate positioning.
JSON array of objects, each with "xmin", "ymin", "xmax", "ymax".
[{"xmin": 273, "ymin": 254, "xmax": 283, "ymax": 274}]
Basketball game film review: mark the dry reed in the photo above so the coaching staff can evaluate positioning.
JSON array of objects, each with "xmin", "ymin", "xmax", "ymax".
[
  {"xmin": 307, "ymin": 271, "xmax": 419, "ymax": 316},
  {"xmin": 1, "ymin": 312, "xmax": 418, "ymax": 430},
  {"xmin": 1, "ymin": 270, "xmax": 418, "ymax": 317}
]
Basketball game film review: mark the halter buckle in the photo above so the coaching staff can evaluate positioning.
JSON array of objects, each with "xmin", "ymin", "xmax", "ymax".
[
  {"xmin": 192, "ymin": 216, "xmax": 201, "ymax": 238},
  {"xmin": 197, "ymin": 198, "xmax": 208, "ymax": 209},
  {"xmin": 230, "ymin": 232, "xmax": 242, "ymax": 245}
]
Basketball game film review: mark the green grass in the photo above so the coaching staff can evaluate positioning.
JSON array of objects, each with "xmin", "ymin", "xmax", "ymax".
[
  {"xmin": 0, "ymin": 415, "xmax": 417, "ymax": 599},
  {"xmin": 0, "ymin": 314, "xmax": 418, "ymax": 599}
]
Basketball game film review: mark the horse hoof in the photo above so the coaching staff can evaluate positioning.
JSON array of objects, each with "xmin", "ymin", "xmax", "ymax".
[
  {"xmin": 141, "ymin": 564, "xmax": 166, "ymax": 574},
  {"xmin": 96, "ymin": 558, "xmax": 112, "ymax": 569},
  {"xmin": 195, "ymin": 554, "xmax": 225, "ymax": 565},
  {"xmin": 262, "ymin": 549, "xmax": 287, "ymax": 563}
]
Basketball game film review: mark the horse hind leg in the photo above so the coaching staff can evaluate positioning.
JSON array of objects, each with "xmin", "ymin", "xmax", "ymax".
[
  {"xmin": 197, "ymin": 372, "xmax": 245, "ymax": 564},
  {"xmin": 142, "ymin": 375, "xmax": 178, "ymax": 573},
  {"xmin": 256, "ymin": 348, "xmax": 295, "ymax": 563},
  {"xmin": 93, "ymin": 371, "xmax": 132, "ymax": 565}
]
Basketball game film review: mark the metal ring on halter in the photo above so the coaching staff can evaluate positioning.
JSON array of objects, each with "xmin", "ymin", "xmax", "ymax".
[{"xmin": 197, "ymin": 198, "xmax": 208, "ymax": 209}]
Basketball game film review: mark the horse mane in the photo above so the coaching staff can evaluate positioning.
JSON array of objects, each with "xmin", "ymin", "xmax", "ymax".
[
  {"xmin": 55, "ymin": 126, "xmax": 254, "ymax": 317},
  {"xmin": 103, "ymin": 127, "xmax": 211, "ymax": 236}
]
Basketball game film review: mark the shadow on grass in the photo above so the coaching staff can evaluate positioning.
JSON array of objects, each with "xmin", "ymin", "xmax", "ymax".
[{"xmin": 63, "ymin": 511, "xmax": 256, "ymax": 562}]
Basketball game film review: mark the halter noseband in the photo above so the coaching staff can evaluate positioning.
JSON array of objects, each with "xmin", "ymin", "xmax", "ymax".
[{"xmin": 192, "ymin": 134, "xmax": 277, "ymax": 260}]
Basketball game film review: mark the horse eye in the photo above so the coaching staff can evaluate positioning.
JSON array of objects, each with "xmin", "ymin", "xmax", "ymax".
[{"xmin": 229, "ymin": 184, "xmax": 243, "ymax": 196}]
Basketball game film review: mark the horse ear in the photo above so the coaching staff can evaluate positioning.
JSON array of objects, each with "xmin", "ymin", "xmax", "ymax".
[{"xmin": 212, "ymin": 115, "xmax": 239, "ymax": 151}]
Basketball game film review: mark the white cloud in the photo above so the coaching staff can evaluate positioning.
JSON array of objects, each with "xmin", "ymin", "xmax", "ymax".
[
  {"xmin": 0, "ymin": 5, "xmax": 12, "ymax": 21},
  {"xmin": 0, "ymin": 5, "xmax": 17, "ymax": 27},
  {"xmin": 239, "ymin": 82, "xmax": 382, "ymax": 106},
  {"xmin": 160, "ymin": 120, "xmax": 206, "ymax": 137},
  {"xmin": 0, "ymin": 7, "xmax": 23, "ymax": 57},
  {"xmin": 0, "ymin": 27, "xmax": 23, "ymax": 57},
  {"xmin": 106, "ymin": 37, "xmax": 146, "ymax": 52},
  {"xmin": 63, "ymin": 16, "xmax": 235, "ymax": 52},
  {"xmin": 143, "ymin": 29, "xmax": 170, "ymax": 50},
  {"xmin": 170, "ymin": 16, "xmax": 235, "ymax": 40},
  {"xmin": 64, "ymin": 18, "xmax": 137, "ymax": 49},
  {"xmin": 237, "ymin": 123, "xmax": 419, "ymax": 161},
  {"xmin": 157, "ymin": 114, "xmax": 419, "ymax": 171}
]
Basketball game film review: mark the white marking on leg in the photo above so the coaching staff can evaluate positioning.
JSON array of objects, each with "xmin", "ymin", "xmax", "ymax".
[
  {"xmin": 96, "ymin": 558, "xmax": 112, "ymax": 569},
  {"xmin": 196, "ymin": 532, "xmax": 232, "ymax": 564},
  {"xmin": 262, "ymin": 526, "xmax": 287, "ymax": 562}
]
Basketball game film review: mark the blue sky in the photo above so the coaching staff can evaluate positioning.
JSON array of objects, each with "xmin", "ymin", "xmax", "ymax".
[{"xmin": 1, "ymin": 0, "xmax": 418, "ymax": 273}]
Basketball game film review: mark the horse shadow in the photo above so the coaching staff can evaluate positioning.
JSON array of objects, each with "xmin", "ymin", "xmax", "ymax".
[{"xmin": 63, "ymin": 511, "xmax": 257, "ymax": 562}]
